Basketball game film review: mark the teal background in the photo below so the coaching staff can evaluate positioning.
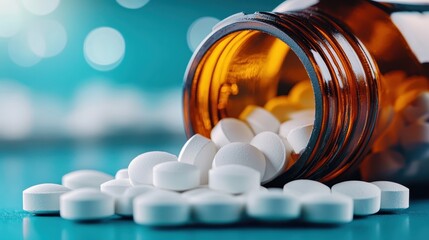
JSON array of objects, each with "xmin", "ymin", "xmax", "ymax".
[{"xmin": 1, "ymin": 0, "xmax": 429, "ymax": 239}]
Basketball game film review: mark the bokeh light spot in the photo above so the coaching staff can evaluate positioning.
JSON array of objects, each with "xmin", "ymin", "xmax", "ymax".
[
  {"xmin": 187, "ymin": 17, "xmax": 220, "ymax": 52},
  {"xmin": 8, "ymin": 33, "xmax": 42, "ymax": 67},
  {"xmin": 21, "ymin": 0, "xmax": 60, "ymax": 16},
  {"xmin": 84, "ymin": 27, "xmax": 126, "ymax": 71},
  {"xmin": 116, "ymin": 0, "xmax": 149, "ymax": 9},
  {"xmin": 27, "ymin": 20, "xmax": 67, "ymax": 58},
  {"xmin": 0, "ymin": 0, "xmax": 23, "ymax": 38}
]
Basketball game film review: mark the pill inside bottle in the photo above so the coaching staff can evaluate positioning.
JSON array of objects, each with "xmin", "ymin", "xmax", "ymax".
[{"xmin": 183, "ymin": 0, "xmax": 429, "ymax": 185}]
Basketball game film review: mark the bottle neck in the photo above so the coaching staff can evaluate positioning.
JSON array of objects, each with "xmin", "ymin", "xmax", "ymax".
[{"xmin": 183, "ymin": 10, "xmax": 380, "ymax": 184}]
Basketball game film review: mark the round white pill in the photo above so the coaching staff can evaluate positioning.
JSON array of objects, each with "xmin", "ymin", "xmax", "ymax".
[
  {"xmin": 301, "ymin": 193, "xmax": 353, "ymax": 224},
  {"xmin": 210, "ymin": 118, "xmax": 255, "ymax": 148},
  {"xmin": 287, "ymin": 123, "xmax": 313, "ymax": 154},
  {"xmin": 178, "ymin": 134, "xmax": 217, "ymax": 184},
  {"xmin": 153, "ymin": 162, "xmax": 200, "ymax": 191},
  {"xmin": 128, "ymin": 151, "xmax": 177, "ymax": 186},
  {"xmin": 239, "ymin": 105, "xmax": 281, "ymax": 134},
  {"xmin": 288, "ymin": 109, "xmax": 315, "ymax": 120},
  {"xmin": 279, "ymin": 118, "xmax": 314, "ymax": 139},
  {"xmin": 62, "ymin": 170, "xmax": 114, "ymax": 190},
  {"xmin": 209, "ymin": 165, "xmax": 260, "ymax": 194},
  {"xmin": 23, "ymin": 183, "xmax": 71, "ymax": 214},
  {"xmin": 100, "ymin": 179, "xmax": 131, "ymax": 197},
  {"xmin": 251, "ymin": 132, "xmax": 290, "ymax": 183},
  {"xmin": 283, "ymin": 179, "xmax": 330, "ymax": 198},
  {"xmin": 133, "ymin": 190, "xmax": 190, "ymax": 226},
  {"xmin": 116, "ymin": 185, "xmax": 156, "ymax": 216},
  {"xmin": 371, "ymin": 181, "xmax": 409, "ymax": 211},
  {"xmin": 191, "ymin": 192, "xmax": 244, "ymax": 224},
  {"xmin": 181, "ymin": 186, "xmax": 216, "ymax": 200},
  {"xmin": 246, "ymin": 189, "xmax": 301, "ymax": 221},
  {"xmin": 115, "ymin": 168, "xmax": 129, "ymax": 179},
  {"xmin": 331, "ymin": 181, "xmax": 381, "ymax": 216},
  {"xmin": 60, "ymin": 188, "xmax": 114, "ymax": 221},
  {"xmin": 213, "ymin": 142, "xmax": 266, "ymax": 179}
]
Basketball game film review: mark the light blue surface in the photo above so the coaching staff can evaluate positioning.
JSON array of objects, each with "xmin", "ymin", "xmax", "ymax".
[{"xmin": 1, "ymin": 142, "xmax": 428, "ymax": 240}]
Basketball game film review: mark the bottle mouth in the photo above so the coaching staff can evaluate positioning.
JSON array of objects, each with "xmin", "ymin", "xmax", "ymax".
[
  {"xmin": 183, "ymin": 11, "xmax": 379, "ymax": 185},
  {"xmin": 183, "ymin": 12, "xmax": 322, "ymax": 182}
]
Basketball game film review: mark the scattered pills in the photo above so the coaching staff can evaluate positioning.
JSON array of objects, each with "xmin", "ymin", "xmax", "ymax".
[
  {"xmin": 283, "ymin": 179, "xmax": 330, "ymax": 198},
  {"xmin": 191, "ymin": 192, "xmax": 243, "ymax": 224},
  {"xmin": 128, "ymin": 151, "xmax": 177, "ymax": 186},
  {"xmin": 213, "ymin": 142, "xmax": 266, "ymax": 179},
  {"xmin": 250, "ymin": 131, "xmax": 290, "ymax": 183},
  {"xmin": 301, "ymin": 193, "xmax": 353, "ymax": 224},
  {"xmin": 62, "ymin": 170, "xmax": 114, "ymax": 190},
  {"xmin": 60, "ymin": 188, "xmax": 115, "ymax": 221},
  {"xmin": 209, "ymin": 165, "xmax": 260, "ymax": 194},
  {"xmin": 246, "ymin": 189, "xmax": 301, "ymax": 221},
  {"xmin": 100, "ymin": 179, "xmax": 131, "ymax": 197},
  {"xmin": 153, "ymin": 161, "xmax": 200, "ymax": 191},
  {"xmin": 371, "ymin": 181, "xmax": 409, "ymax": 211},
  {"xmin": 178, "ymin": 134, "xmax": 217, "ymax": 184},
  {"xmin": 115, "ymin": 168, "xmax": 129, "ymax": 179},
  {"xmin": 210, "ymin": 118, "xmax": 254, "ymax": 148},
  {"xmin": 331, "ymin": 181, "xmax": 381, "ymax": 216},
  {"xmin": 287, "ymin": 123, "xmax": 313, "ymax": 154},
  {"xmin": 133, "ymin": 190, "xmax": 190, "ymax": 226},
  {"xmin": 116, "ymin": 185, "xmax": 156, "ymax": 216},
  {"xmin": 23, "ymin": 183, "xmax": 70, "ymax": 214},
  {"xmin": 239, "ymin": 105, "xmax": 281, "ymax": 134}
]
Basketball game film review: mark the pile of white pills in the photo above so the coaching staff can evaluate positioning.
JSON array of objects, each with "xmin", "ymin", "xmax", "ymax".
[{"xmin": 22, "ymin": 80, "xmax": 411, "ymax": 226}]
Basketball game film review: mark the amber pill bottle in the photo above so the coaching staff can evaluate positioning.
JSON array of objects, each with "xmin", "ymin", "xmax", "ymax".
[{"xmin": 183, "ymin": 0, "xmax": 429, "ymax": 186}]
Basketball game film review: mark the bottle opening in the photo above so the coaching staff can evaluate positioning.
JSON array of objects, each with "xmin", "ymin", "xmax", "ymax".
[{"xmin": 185, "ymin": 29, "xmax": 317, "ymax": 173}]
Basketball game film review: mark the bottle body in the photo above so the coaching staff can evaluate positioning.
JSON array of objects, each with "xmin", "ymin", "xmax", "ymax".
[{"xmin": 183, "ymin": 0, "xmax": 429, "ymax": 185}]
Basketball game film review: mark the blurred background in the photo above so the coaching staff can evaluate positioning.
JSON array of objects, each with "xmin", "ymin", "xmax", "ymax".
[{"xmin": 0, "ymin": 0, "xmax": 283, "ymax": 208}]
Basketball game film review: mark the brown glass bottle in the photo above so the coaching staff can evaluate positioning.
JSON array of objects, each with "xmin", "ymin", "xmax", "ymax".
[{"xmin": 183, "ymin": 0, "xmax": 429, "ymax": 186}]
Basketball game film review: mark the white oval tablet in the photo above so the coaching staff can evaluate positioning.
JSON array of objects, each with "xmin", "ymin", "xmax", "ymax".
[
  {"xmin": 283, "ymin": 179, "xmax": 330, "ymax": 198},
  {"xmin": 301, "ymin": 193, "xmax": 353, "ymax": 224},
  {"xmin": 100, "ymin": 179, "xmax": 131, "ymax": 197},
  {"xmin": 279, "ymin": 118, "xmax": 314, "ymax": 139},
  {"xmin": 191, "ymin": 192, "xmax": 243, "ymax": 224},
  {"xmin": 23, "ymin": 183, "xmax": 70, "ymax": 214},
  {"xmin": 62, "ymin": 170, "xmax": 114, "ymax": 190},
  {"xmin": 128, "ymin": 151, "xmax": 177, "ymax": 186},
  {"xmin": 287, "ymin": 123, "xmax": 313, "ymax": 154},
  {"xmin": 116, "ymin": 185, "xmax": 156, "ymax": 216},
  {"xmin": 213, "ymin": 142, "xmax": 266, "ymax": 179},
  {"xmin": 288, "ymin": 109, "xmax": 315, "ymax": 120},
  {"xmin": 153, "ymin": 162, "xmax": 200, "ymax": 191},
  {"xmin": 246, "ymin": 189, "xmax": 301, "ymax": 221},
  {"xmin": 115, "ymin": 169, "xmax": 129, "ymax": 179},
  {"xmin": 60, "ymin": 188, "xmax": 114, "ymax": 221},
  {"xmin": 209, "ymin": 165, "xmax": 260, "ymax": 194},
  {"xmin": 210, "ymin": 118, "xmax": 255, "ymax": 148},
  {"xmin": 371, "ymin": 181, "xmax": 409, "ymax": 211},
  {"xmin": 181, "ymin": 186, "xmax": 216, "ymax": 200},
  {"xmin": 133, "ymin": 190, "xmax": 190, "ymax": 226},
  {"xmin": 239, "ymin": 105, "xmax": 281, "ymax": 134},
  {"xmin": 331, "ymin": 181, "xmax": 381, "ymax": 216},
  {"xmin": 178, "ymin": 134, "xmax": 217, "ymax": 184},
  {"xmin": 251, "ymin": 132, "xmax": 290, "ymax": 183}
]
